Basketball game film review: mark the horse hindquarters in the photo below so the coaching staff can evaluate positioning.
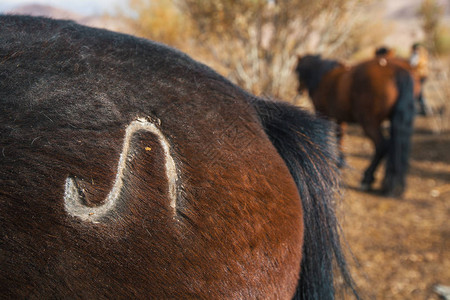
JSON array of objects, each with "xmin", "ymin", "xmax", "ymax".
[
  {"xmin": 254, "ymin": 100, "xmax": 358, "ymax": 299},
  {"xmin": 383, "ymin": 69, "xmax": 415, "ymax": 196}
]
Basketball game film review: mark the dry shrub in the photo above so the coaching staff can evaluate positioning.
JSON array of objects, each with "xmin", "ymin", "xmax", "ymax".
[
  {"xmin": 425, "ymin": 56, "xmax": 450, "ymax": 132},
  {"xmin": 120, "ymin": 0, "xmax": 380, "ymax": 101},
  {"xmin": 434, "ymin": 25, "xmax": 450, "ymax": 55},
  {"xmin": 122, "ymin": 0, "xmax": 192, "ymax": 49},
  {"xmin": 418, "ymin": 0, "xmax": 445, "ymax": 52},
  {"xmin": 181, "ymin": 0, "xmax": 379, "ymax": 100}
]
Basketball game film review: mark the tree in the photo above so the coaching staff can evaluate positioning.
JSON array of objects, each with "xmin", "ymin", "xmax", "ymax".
[
  {"xmin": 183, "ymin": 0, "xmax": 376, "ymax": 99},
  {"xmin": 124, "ymin": 0, "xmax": 375, "ymax": 100}
]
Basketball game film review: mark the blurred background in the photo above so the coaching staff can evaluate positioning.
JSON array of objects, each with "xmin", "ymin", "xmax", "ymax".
[
  {"xmin": 2, "ymin": 1, "xmax": 449, "ymax": 299},
  {"xmin": 2, "ymin": 0, "xmax": 450, "ymax": 103}
]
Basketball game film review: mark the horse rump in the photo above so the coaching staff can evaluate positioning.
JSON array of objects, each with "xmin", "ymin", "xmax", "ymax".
[{"xmin": 0, "ymin": 15, "xmax": 358, "ymax": 299}]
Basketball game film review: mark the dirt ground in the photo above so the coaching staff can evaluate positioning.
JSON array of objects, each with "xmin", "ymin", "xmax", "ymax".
[{"xmin": 337, "ymin": 113, "xmax": 450, "ymax": 299}]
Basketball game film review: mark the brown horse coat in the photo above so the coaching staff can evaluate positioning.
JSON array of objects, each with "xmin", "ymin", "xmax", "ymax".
[
  {"xmin": 1, "ymin": 16, "xmax": 303, "ymax": 299},
  {"xmin": 1, "ymin": 16, "xmax": 357, "ymax": 299}
]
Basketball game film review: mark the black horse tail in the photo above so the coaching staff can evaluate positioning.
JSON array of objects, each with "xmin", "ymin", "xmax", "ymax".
[
  {"xmin": 253, "ymin": 98, "xmax": 359, "ymax": 300},
  {"xmin": 383, "ymin": 68, "xmax": 416, "ymax": 196}
]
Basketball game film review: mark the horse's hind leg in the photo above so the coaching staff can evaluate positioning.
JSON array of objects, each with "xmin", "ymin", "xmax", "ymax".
[{"xmin": 360, "ymin": 125, "xmax": 388, "ymax": 191}]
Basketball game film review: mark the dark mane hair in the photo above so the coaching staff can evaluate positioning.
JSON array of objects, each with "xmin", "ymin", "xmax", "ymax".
[{"xmin": 295, "ymin": 54, "xmax": 342, "ymax": 97}]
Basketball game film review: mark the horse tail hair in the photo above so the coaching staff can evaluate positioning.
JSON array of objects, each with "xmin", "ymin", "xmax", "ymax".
[
  {"xmin": 253, "ymin": 98, "xmax": 359, "ymax": 300},
  {"xmin": 383, "ymin": 68, "xmax": 416, "ymax": 196}
]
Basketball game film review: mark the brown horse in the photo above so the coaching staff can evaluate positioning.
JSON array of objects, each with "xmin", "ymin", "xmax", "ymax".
[
  {"xmin": 0, "ymin": 16, "xmax": 358, "ymax": 299},
  {"xmin": 296, "ymin": 54, "xmax": 416, "ymax": 197}
]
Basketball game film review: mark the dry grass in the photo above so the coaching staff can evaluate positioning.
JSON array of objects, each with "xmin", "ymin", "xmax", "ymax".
[{"xmin": 335, "ymin": 60, "xmax": 450, "ymax": 298}]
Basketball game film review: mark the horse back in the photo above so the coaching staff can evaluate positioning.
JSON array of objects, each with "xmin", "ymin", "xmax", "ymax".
[{"xmin": 314, "ymin": 66, "xmax": 355, "ymax": 122}]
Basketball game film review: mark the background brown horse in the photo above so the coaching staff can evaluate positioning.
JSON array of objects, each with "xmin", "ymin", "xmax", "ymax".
[
  {"xmin": 0, "ymin": 16, "xmax": 357, "ymax": 299},
  {"xmin": 296, "ymin": 54, "xmax": 416, "ymax": 197}
]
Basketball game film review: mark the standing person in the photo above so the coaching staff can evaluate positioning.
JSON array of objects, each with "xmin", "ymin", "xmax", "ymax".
[{"xmin": 409, "ymin": 43, "xmax": 430, "ymax": 115}]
